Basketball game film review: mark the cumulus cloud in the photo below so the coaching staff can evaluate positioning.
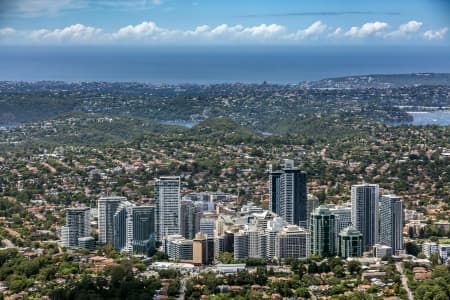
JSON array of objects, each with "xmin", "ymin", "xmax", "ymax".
[
  {"xmin": 287, "ymin": 21, "xmax": 327, "ymax": 40},
  {"xmin": 112, "ymin": 21, "xmax": 164, "ymax": 40},
  {"xmin": 0, "ymin": 20, "xmax": 447, "ymax": 44},
  {"xmin": 384, "ymin": 20, "xmax": 423, "ymax": 38},
  {"xmin": 344, "ymin": 21, "xmax": 389, "ymax": 38},
  {"xmin": 110, "ymin": 22, "xmax": 285, "ymax": 42},
  {"xmin": 28, "ymin": 24, "xmax": 103, "ymax": 43},
  {"xmin": 423, "ymin": 27, "xmax": 448, "ymax": 40}
]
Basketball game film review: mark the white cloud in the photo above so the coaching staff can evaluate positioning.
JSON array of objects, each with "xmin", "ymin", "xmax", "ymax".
[
  {"xmin": 0, "ymin": 27, "xmax": 16, "ymax": 35},
  {"xmin": 111, "ymin": 22, "xmax": 285, "ymax": 42},
  {"xmin": 0, "ymin": 20, "xmax": 447, "ymax": 45},
  {"xmin": 423, "ymin": 27, "xmax": 448, "ymax": 40},
  {"xmin": 112, "ymin": 21, "xmax": 164, "ymax": 40},
  {"xmin": 287, "ymin": 21, "xmax": 327, "ymax": 40},
  {"xmin": 28, "ymin": 24, "xmax": 103, "ymax": 43},
  {"xmin": 328, "ymin": 27, "xmax": 343, "ymax": 38},
  {"xmin": 384, "ymin": 20, "xmax": 422, "ymax": 38},
  {"xmin": 344, "ymin": 22, "xmax": 389, "ymax": 38},
  {"xmin": 152, "ymin": 0, "xmax": 162, "ymax": 5}
]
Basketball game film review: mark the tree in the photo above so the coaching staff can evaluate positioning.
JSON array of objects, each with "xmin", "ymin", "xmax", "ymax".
[
  {"xmin": 295, "ymin": 286, "xmax": 310, "ymax": 298},
  {"xmin": 348, "ymin": 261, "xmax": 361, "ymax": 274},
  {"xmin": 405, "ymin": 241, "xmax": 420, "ymax": 257}
]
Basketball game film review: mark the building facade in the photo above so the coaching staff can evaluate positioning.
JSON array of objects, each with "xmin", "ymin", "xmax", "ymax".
[
  {"xmin": 379, "ymin": 194, "xmax": 404, "ymax": 255},
  {"xmin": 338, "ymin": 226, "xmax": 363, "ymax": 258},
  {"xmin": 155, "ymin": 176, "xmax": 181, "ymax": 241},
  {"xmin": 98, "ymin": 196, "xmax": 126, "ymax": 244},
  {"xmin": 270, "ymin": 160, "xmax": 308, "ymax": 227},
  {"xmin": 276, "ymin": 225, "xmax": 311, "ymax": 260},
  {"xmin": 351, "ymin": 184, "xmax": 379, "ymax": 250},
  {"xmin": 310, "ymin": 206, "xmax": 337, "ymax": 257},
  {"xmin": 61, "ymin": 207, "xmax": 90, "ymax": 248}
]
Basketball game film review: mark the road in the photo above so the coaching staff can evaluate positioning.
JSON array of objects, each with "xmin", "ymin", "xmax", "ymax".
[
  {"xmin": 177, "ymin": 276, "xmax": 187, "ymax": 300},
  {"xmin": 396, "ymin": 262, "xmax": 414, "ymax": 300}
]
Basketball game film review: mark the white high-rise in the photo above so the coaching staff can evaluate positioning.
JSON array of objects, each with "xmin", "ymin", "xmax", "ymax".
[
  {"xmin": 155, "ymin": 176, "xmax": 181, "ymax": 241},
  {"xmin": 275, "ymin": 225, "xmax": 310, "ymax": 259},
  {"xmin": 61, "ymin": 207, "xmax": 90, "ymax": 248},
  {"xmin": 98, "ymin": 196, "xmax": 126, "ymax": 244},
  {"xmin": 351, "ymin": 184, "xmax": 379, "ymax": 250},
  {"xmin": 379, "ymin": 195, "xmax": 404, "ymax": 255}
]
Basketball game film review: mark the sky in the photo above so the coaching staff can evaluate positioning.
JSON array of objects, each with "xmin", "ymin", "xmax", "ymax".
[{"xmin": 0, "ymin": 0, "xmax": 449, "ymax": 45}]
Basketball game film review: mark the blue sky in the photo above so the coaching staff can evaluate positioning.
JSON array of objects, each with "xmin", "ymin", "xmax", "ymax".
[{"xmin": 0, "ymin": 0, "xmax": 449, "ymax": 45}]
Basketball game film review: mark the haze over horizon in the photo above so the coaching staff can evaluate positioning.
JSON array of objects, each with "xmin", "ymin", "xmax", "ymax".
[{"xmin": 0, "ymin": 0, "xmax": 449, "ymax": 83}]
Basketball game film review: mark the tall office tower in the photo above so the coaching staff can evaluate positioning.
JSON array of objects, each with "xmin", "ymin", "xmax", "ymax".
[
  {"xmin": 275, "ymin": 225, "xmax": 311, "ymax": 260},
  {"xmin": 199, "ymin": 216, "xmax": 216, "ymax": 238},
  {"xmin": 379, "ymin": 195, "xmax": 404, "ymax": 255},
  {"xmin": 113, "ymin": 201, "xmax": 133, "ymax": 253},
  {"xmin": 277, "ymin": 159, "xmax": 308, "ymax": 227},
  {"xmin": 351, "ymin": 184, "xmax": 379, "ymax": 250},
  {"xmin": 266, "ymin": 217, "xmax": 285, "ymax": 259},
  {"xmin": 338, "ymin": 226, "xmax": 363, "ymax": 258},
  {"xmin": 61, "ymin": 207, "xmax": 90, "ymax": 248},
  {"xmin": 180, "ymin": 200, "xmax": 197, "ymax": 240},
  {"xmin": 310, "ymin": 206, "xmax": 337, "ymax": 257},
  {"xmin": 155, "ymin": 176, "xmax": 181, "ymax": 241},
  {"xmin": 193, "ymin": 233, "xmax": 215, "ymax": 265},
  {"xmin": 233, "ymin": 232, "xmax": 249, "ymax": 260},
  {"xmin": 269, "ymin": 169, "xmax": 283, "ymax": 215},
  {"xmin": 114, "ymin": 203, "xmax": 156, "ymax": 254},
  {"xmin": 98, "ymin": 196, "xmax": 126, "ymax": 244},
  {"xmin": 329, "ymin": 204, "xmax": 352, "ymax": 234},
  {"xmin": 248, "ymin": 229, "xmax": 264, "ymax": 259},
  {"xmin": 306, "ymin": 194, "xmax": 319, "ymax": 228},
  {"xmin": 132, "ymin": 206, "xmax": 156, "ymax": 255}
]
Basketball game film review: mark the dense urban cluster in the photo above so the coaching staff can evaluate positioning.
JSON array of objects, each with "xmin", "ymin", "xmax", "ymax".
[{"xmin": 0, "ymin": 78, "xmax": 449, "ymax": 299}]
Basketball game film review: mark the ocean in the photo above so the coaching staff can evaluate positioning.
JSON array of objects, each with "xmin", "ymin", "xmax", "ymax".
[{"xmin": 0, "ymin": 45, "xmax": 449, "ymax": 84}]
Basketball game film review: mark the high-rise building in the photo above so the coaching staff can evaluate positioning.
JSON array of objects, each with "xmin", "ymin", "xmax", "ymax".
[
  {"xmin": 180, "ymin": 200, "xmax": 197, "ymax": 240},
  {"xmin": 282, "ymin": 159, "xmax": 308, "ymax": 227},
  {"xmin": 310, "ymin": 206, "xmax": 337, "ymax": 257},
  {"xmin": 351, "ymin": 184, "xmax": 379, "ymax": 250},
  {"xmin": 276, "ymin": 225, "xmax": 310, "ymax": 259},
  {"xmin": 113, "ymin": 203, "xmax": 156, "ymax": 255},
  {"xmin": 234, "ymin": 232, "xmax": 249, "ymax": 260},
  {"xmin": 338, "ymin": 226, "xmax": 363, "ymax": 258},
  {"xmin": 61, "ymin": 207, "xmax": 90, "ymax": 248},
  {"xmin": 199, "ymin": 212, "xmax": 216, "ymax": 238},
  {"xmin": 306, "ymin": 194, "xmax": 319, "ymax": 228},
  {"xmin": 155, "ymin": 176, "xmax": 181, "ymax": 241},
  {"xmin": 329, "ymin": 204, "xmax": 352, "ymax": 234},
  {"xmin": 98, "ymin": 196, "xmax": 126, "ymax": 245},
  {"xmin": 269, "ymin": 169, "xmax": 283, "ymax": 215},
  {"xmin": 131, "ymin": 206, "xmax": 156, "ymax": 255},
  {"xmin": 113, "ymin": 201, "xmax": 133, "ymax": 253},
  {"xmin": 193, "ymin": 233, "xmax": 214, "ymax": 265},
  {"xmin": 270, "ymin": 160, "xmax": 308, "ymax": 227},
  {"xmin": 379, "ymin": 195, "xmax": 404, "ymax": 255}
]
